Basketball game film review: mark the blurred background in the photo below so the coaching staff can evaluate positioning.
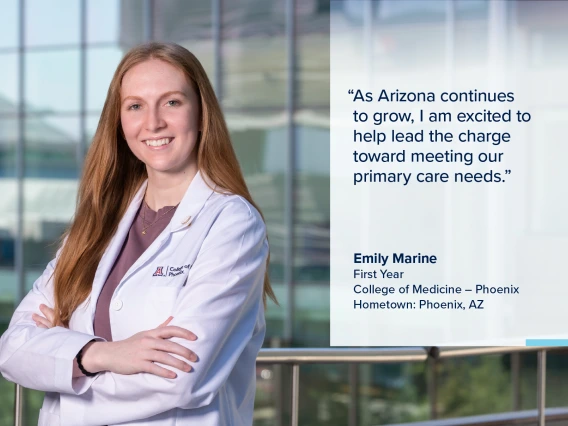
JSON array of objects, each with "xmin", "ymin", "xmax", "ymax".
[{"xmin": 0, "ymin": 0, "xmax": 568, "ymax": 425}]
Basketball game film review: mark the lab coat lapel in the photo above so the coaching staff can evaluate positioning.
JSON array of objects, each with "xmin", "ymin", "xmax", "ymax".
[
  {"xmin": 86, "ymin": 180, "xmax": 148, "ymax": 333},
  {"xmin": 168, "ymin": 170, "xmax": 217, "ymax": 232}
]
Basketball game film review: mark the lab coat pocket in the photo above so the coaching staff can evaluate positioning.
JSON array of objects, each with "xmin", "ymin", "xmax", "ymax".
[{"xmin": 38, "ymin": 408, "xmax": 60, "ymax": 426}]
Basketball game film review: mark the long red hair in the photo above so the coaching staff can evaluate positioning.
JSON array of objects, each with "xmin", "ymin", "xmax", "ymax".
[{"xmin": 52, "ymin": 42, "xmax": 276, "ymax": 328}]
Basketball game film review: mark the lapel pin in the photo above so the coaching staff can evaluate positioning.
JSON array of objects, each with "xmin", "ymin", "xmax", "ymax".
[{"xmin": 182, "ymin": 216, "xmax": 192, "ymax": 226}]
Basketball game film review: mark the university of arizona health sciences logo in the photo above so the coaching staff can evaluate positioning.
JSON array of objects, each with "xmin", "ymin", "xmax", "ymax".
[
  {"xmin": 153, "ymin": 264, "xmax": 192, "ymax": 277},
  {"xmin": 153, "ymin": 266, "xmax": 165, "ymax": 277}
]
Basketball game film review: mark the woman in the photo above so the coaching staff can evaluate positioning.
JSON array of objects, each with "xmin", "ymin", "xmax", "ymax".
[{"xmin": 0, "ymin": 42, "xmax": 275, "ymax": 426}]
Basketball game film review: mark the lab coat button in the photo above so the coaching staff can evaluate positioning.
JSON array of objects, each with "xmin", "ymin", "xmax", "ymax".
[{"xmin": 112, "ymin": 299, "xmax": 123, "ymax": 311}]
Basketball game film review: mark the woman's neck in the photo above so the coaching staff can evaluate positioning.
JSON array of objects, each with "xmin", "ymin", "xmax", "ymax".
[{"xmin": 144, "ymin": 167, "xmax": 198, "ymax": 211}]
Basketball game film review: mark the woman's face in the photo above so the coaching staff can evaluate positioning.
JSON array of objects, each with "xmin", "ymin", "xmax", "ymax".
[{"xmin": 120, "ymin": 59, "xmax": 201, "ymax": 177}]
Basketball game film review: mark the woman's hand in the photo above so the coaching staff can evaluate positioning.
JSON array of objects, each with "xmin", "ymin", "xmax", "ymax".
[
  {"xmin": 32, "ymin": 304, "xmax": 61, "ymax": 328},
  {"xmin": 81, "ymin": 316, "xmax": 198, "ymax": 379},
  {"xmin": 33, "ymin": 304, "xmax": 198, "ymax": 378}
]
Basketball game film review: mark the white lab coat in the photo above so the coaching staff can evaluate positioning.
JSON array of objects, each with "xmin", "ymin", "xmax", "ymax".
[{"xmin": 0, "ymin": 171, "xmax": 268, "ymax": 426}]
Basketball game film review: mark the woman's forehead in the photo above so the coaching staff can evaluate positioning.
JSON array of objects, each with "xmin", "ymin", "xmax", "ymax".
[{"xmin": 121, "ymin": 59, "xmax": 192, "ymax": 97}]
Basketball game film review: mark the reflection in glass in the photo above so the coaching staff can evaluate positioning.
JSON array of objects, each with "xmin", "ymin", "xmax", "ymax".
[
  {"xmin": 358, "ymin": 362, "xmax": 428, "ymax": 425},
  {"xmin": 437, "ymin": 355, "xmax": 512, "ymax": 418},
  {"xmin": 25, "ymin": 0, "xmax": 80, "ymax": 47},
  {"xmin": 228, "ymin": 114, "xmax": 287, "ymax": 338},
  {"xmin": 25, "ymin": 50, "xmax": 80, "ymax": 114},
  {"xmin": 296, "ymin": 1, "xmax": 330, "ymax": 108},
  {"xmin": 153, "ymin": 0, "xmax": 212, "ymax": 42},
  {"xmin": 152, "ymin": 0, "xmax": 215, "ymax": 78},
  {"xmin": 23, "ymin": 116, "xmax": 78, "ymax": 273},
  {"xmin": 0, "ymin": 122, "xmax": 17, "ymax": 426},
  {"xmin": 24, "ymin": 116, "xmax": 78, "ymax": 179},
  {"xmin": 222, "ymin": 0, "xmax": 287, "ymax": 110},
  {"xmin": 23, "ymin": 388, "xmax": 43, "ymax": 426},
  {"xmin": 87, "ymin": 0, "xmax": 120, "ymax": 44},
  {"xmin": 294, "ymin": 124, "xmax": 329, "ymax": 283},
  {"xmin": 117, "ymin": 0, "xmax": 151, "ymax": 47},
  {"xmin": 0, "ymin": 119, "xmax": 18, "ymax": 178},
  {"xmin": 0, "ymin": 0, "xmax": 18, "ymax": 49},
  {"xmin": 0, "ymin": 375, "xmax": 14, "ymax": 426},
  {"xmin": 0, "ymin": 120, "xmax": 17, "ymax": 301},
  {"xmin": 86, "ymin": 113, "xmax": 102, "ymax": 144},
  {"xmin": 0, "ymin": 53, "xmax": 19, "ymax": 115},
  {"xmin": 87, "ymin": 47, "xmax": 124, "ymax": 112}
]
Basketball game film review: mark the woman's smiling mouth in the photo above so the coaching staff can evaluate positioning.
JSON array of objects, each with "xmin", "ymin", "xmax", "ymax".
[{"xmin": 143, "ymin": 137, "xmax": 174, "ymax": 147}]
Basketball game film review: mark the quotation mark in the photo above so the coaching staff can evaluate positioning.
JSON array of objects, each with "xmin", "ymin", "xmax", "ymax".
[
  {"xmin": 505, "ymin": 170, "xmax": 511, "ymax": 174},
  {"xmin": 348, "ymin": 89, "xmax": 354, "ymax": 94}
]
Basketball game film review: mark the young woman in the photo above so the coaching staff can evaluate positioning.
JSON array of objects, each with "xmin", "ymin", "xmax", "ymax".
[{"xmin": 0, "ymin": 42, "xmax": 275, "ymax": 426}]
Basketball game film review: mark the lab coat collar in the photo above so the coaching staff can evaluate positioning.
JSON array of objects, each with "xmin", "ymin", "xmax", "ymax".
[{"xmin": 168, "ymin": 170, "xmax": 217, "ymax": 233}]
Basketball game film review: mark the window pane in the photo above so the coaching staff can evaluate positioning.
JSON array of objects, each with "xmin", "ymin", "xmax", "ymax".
[
  {"xmin": 86, "ymin": 113, "xmax": 101, "ymax": 145},
  {"xmin": 25, "ymin": 50, "xmax": 80, "ymax": 114},
  {"xmin": 23, "ymin": 388, "xmax": 43, "ymax": 426},
  {"xmin": 222, "ymin": 0, "xmax": 287, "ymax": 110},
  {"xmin": 358, "ymin": 362, "xmax": 428, "ymax": 424},
  {"xmin": 153, "ymin": 0, "xmax": 214, "ymax": 78},
  {"xmin": 25, "ymin": 0, "xmax": 80, "ymax": 47},
  {"xmin": 0, "ymin": 120, "xmax": 17, "ymax": 426},
  {"xmin": 153, "ymin": 0, "xmax": 212, "ymax": 42},
  {"xmin": 294, "ymin": 124, "xmax": 329, "ymax": 284},
  {"xmin": 0, "ymin": 0, "xmax": 18, "ymax": 49},
  {"xmin": 296, "ymin": 1, "xmax": 330, "ymax": 108},
  {"xmin": 437, "ymin": 354, "xmax": 512, "ymax": 418},
  {"xmin": 87, "ymin": 0, "xmax": 120, "ymax": 44},
  {"xmin": 87, "ymin": 47, "xmax": 123, "ymax": 112},
  {"xmin": 0, "ymin": 374, "xmax": 14, "ymax": 426},
  {"xmin": 0, "ymin": 119, "xmax": 17, "ymax": 279},
  {"xmin": 25, "ymin": 116, "xmax": 79, "ymax": 179},
  {"xmin": 0, "ymin": 53, "xmax": 19, "ymax": 114},
  {"xmin": 116, "ymin": 0, "xmax": 151, "ymax": 47},
  {"xmin": 0, "ymin": 119, "xmax": 18, "ymax": 178},
  {"xmin": 228, "ymin": 111, "xmax": 287, "ymax": 338},
  {"xmin": 24, "ymin": 116, "xmax": 78, "ymax": 271}
]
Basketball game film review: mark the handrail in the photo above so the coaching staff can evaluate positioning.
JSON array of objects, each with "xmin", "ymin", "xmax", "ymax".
[
  {"xmin": 433, "ymin": 346, "xmax": 554, "ymax": 358},
  {"xmin": 13, "ymin": 346, "xmax": 559, "ymax": 426},
  {"xmin": 256, "ymin": 347, "xmax": 428, "ymax": 364},
  {"xmin": 386, "ymin": 407, "xmax": 568, "ymax": 426}
]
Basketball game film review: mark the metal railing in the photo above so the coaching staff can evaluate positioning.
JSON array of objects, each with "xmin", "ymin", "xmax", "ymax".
[{"xmin": 13, "ymin": 346, "xmax": 559, "ymax": 426}]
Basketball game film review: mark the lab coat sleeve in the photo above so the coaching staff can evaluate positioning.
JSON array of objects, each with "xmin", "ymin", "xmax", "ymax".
[
  {"xmin": 59, "ymin": 198, "xmax": 268, "ymax": 426},
  {"xmin": 0, "ymin": 250, "xmax": 106, "ymax": 395}
]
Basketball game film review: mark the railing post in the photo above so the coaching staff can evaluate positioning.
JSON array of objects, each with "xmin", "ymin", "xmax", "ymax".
[
  {"xmin": 14, "ymin": 384, "xmax": 22, "ymax": 426},
  {"xmin": 291, "ymin": 364, "xmax": 300, "ymax": 426},
  {"xmin": 537, "ymin": 350, "xmax": 546, "ymax": 426},
  {"xmin": 511, "ymin": 352, "xmax": 521, "ymax": 410},
  {"xmin": 348, "ymin": 364, "xmax": 359, "ymax": 426},
  {"xmin": 428, "ymin": 348, "xmax": 439, "ymax": 420}
]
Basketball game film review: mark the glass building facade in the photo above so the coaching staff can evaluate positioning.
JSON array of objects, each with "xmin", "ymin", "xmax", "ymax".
[{"xmin": 1, "ymin": 1, "xmax": 568, "ymax": 425}]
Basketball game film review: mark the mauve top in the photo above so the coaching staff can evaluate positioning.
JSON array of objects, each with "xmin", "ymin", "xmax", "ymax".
[{"xmin": 93, "ymin": 201, "xmax": 178, "ymax": 341}]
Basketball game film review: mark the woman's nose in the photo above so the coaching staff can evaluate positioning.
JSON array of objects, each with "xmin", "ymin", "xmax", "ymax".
[{"xmin": 145, "ymin": 108, "xmax": 166, "ymax": 132}]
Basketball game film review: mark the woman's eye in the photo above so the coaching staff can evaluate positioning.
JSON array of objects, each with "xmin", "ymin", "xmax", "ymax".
[
  {"xmin": 128, "ymin": 104, "xmax": 141, "ymax": 110},
  {"xmin": 167, "ymin": 100, "xmax": 180, "ymax": 106}
]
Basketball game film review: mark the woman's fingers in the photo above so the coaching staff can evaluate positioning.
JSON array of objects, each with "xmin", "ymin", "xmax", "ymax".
[
  {"xmin": 141, "ymin": 361, "xmax": 178, "ymax": 379},
  {"xmin": 149, "ymin": 338, "xmax": 197, "ymax": 362},
  {"xmin": 145, "ymin": 350, "xmax": 192, "ymax": 373},
  {"xmin": 32, "ymin": 313, "xmax": 52, "ymax": 328},
  {"xmin": 152, "ymin": 325, "xmax": 197, "ymax": 341},
  {"xmin": 39, "ymin": 304, "xmax": 54, "ymax": 324},
  {"xmin": 158, "ymin": 316, "xmax": 174, "ymax": 328}
]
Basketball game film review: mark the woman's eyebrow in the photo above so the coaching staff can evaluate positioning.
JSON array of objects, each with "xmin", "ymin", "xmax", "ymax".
[{"xmin": 121, "ymin": 90, "xmax": 188, "ymax": 104}]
